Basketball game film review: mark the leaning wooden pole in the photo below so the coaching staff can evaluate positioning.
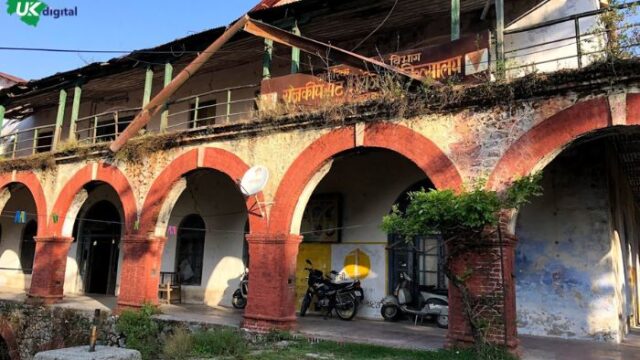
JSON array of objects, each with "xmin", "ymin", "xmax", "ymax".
[{"xmin": 109, "ymin": 15, "xmax": 250, "ymax": 153}]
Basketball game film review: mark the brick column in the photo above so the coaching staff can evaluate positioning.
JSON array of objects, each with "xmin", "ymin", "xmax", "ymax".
[
  {"xmin": 117, "ymin": 235, "xmax": 166, "ymax": 309},
  {"xmin": 446, "ymin": 230, "xmax": 518, "ymax": 352},
  {"xmin": 242, "ymin": 233, "xmax": 302, "ymax": 331},
  {"xmin": 27, "ymin": 236, "xmax": 74, "ymax": 304}
]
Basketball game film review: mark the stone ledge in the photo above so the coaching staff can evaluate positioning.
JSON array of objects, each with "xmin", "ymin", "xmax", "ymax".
[{"xmin": 34, "ymin": 346, "xmax": 141, "ymax": 360}]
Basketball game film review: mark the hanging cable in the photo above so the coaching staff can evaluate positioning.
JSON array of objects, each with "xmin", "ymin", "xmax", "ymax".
[{"xmin": 351, "ymin": 0, "xmax": 400, "ymax": 51}]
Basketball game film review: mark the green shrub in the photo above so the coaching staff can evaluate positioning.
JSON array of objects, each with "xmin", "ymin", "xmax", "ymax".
[
  {"xmin": 191, "ymin": 328, "xmax": 248, "ymax": 359},
  {"xmin": 162, "ymin": 327, "xmax": 193, "ymax": 360},
  {"xmin": 116, "ymin": 304, "xmax": 161, "ymax": 360}
]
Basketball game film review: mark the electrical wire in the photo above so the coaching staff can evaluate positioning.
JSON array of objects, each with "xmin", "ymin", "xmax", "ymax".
[
  {"xmin": 0, "ymin": 209, "xmax": 385, "ymax": 236},
  {"xmin": 351, "ymin": 0, "xmax": 400, "ymax": 51}
]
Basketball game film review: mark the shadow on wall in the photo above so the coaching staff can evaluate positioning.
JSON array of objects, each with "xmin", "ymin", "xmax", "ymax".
[
  {"xmin": 0, "ymin": 184, "xmax": 38, "ymax": 294},
  {"xmin": 160, "ymin": 169, "xmax": 248, "ymax": 307}
]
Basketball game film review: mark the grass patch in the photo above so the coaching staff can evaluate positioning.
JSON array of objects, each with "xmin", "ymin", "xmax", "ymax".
[
  {"xmin": 162, "ymin": 327, "xmax": 515, "ymax": 360},
  {"xmin": 247, "ymin": 339, "xmax": 500, "ymax": 360},
  {"xmin": 191, "ymin": 328, "xmax": 248, "ymax": 358},
  {"xmin": 114, "ymin": 132, "xmax": 184, "ymax": 163},
  {"xmin": 0, "ymin": 153, "xmax": 56, "ymax": 172}
]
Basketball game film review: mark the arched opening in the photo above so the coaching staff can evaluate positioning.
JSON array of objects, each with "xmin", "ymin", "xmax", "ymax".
[
  {"xmin": 176, "ymin": 214, "xmax": 206, "ymax": 286},
  {"xmin": 19, "ymin": 220, "xmax": 37, "ymax": 275},
  {"xmin": 293, "ymin": 148, "xmax": 435, "ymax": 319},
  {"xmin": 65, "ymin": 183, "xmax": 124, "ymax": 297},
  {"xmin": 159, "ymin": 169, "xmax": 248, "ymax": 306},
  {"xmin": 74, "ymin": 200, "xmax": 121, "ymax": 295},
  {"xmin": 515, "ymin": 128, "xmax": 640, "ymax": 343},
  {"xmin": 0, "ymin": 184, "xmax": 39, "ymax": 292},
  {"xmin": 387, "ymin": 180, "xmax": 446, "ymax": 295},
  {"xmin": 0, "ymin": 336, "xmax": 10, "ymax": 360}
]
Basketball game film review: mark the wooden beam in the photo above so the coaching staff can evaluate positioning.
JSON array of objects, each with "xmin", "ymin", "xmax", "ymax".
[
  {"xmin": 69, "ymin": 85, "xmax": 82, "ymax": 141},
  {"xmin": 291, "ymin": 20, "xmax": 301, "ymax": 73},
  {"xmin": 53, "ymin": 89, "xmax": 67, "ymax": 149},
  {"xmin": 0, "ymin": 105, "xmax": 4, "ymax": 133},
  {"xmin": 243, "ymin": 19, "xmax": 422, "ymax": 81},
  {"xmin": 143, "ymin": 67, "xmax": 154, "ymax": 107},
  {"xmin": 263, "ymin": 39, "xmax": 273, "ymax": 79},
  {"xmin": 109, "ymin": 15, "xmax": 250, "ymax": 153},
  {"xmin": 160, "ymin": 62, "xmax": 173, "ymax": 132},
  {"xmin": 451, "ymin": 0, "xmax": 460, "ymax": 41}
]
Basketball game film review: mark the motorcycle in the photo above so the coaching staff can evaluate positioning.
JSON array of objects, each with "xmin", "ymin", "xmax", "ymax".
[
  {"xmin": 299, "ymin": 259, "xmax": 364, "ymax": 321},
  {"xmin": 380, "ymin": 271, "xmax": 449, "ymax": 328},
  {"xmin": 232, "ymin": 269, "xmax": 249, "ymax": 309}
]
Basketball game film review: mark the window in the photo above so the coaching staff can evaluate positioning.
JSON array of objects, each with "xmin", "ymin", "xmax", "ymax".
[
  {"xmin": 20, "ymin": 220, "xmax": 37, "ymax": 274},
  {"xmin": 35, "ymin": 131, "xmax": 53, "ymax": 153},
  {"xmin": 388, "ymin": 235, "xmax": 446, "ymax": 293},
  {"xmin": 416, "ymin": 237, "xmax": 446, "ymax": 289},
  {"xmin": 190, "ymin": 100, "xmax": 217, "ymax": 128},
  {"xmin": 95, "ymin": 115, "xmax": 134, "ymax": 142},
  {"xmin": 175, "ymin": 214, "xmax": 206, "ymax": 285}
]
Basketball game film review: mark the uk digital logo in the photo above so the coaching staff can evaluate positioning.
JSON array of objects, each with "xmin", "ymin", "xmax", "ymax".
[{"xmin": 6, "ymin": 0, "xmax": 78, "ymax": 27}]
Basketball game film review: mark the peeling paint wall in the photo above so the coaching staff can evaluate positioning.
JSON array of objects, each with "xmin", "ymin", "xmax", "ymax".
[{"xmin": 516, "ymin": 140, "xmax": 640, "ymax": 342}]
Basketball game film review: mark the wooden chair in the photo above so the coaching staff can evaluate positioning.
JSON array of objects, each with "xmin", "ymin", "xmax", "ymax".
[{"xmin": 158, "ymin": 272, "xmax": 182, "ymax": 304}]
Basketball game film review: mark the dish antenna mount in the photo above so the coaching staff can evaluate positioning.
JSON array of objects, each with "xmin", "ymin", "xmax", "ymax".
[{"xmin": 239, "ymin": 165, "xmax": 271, "ymax": 219}]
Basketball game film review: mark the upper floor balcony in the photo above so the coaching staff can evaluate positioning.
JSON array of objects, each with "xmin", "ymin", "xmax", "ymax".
[{"xmin": 0, "ymin": 0, "xmax": 637, "ymax": 161}]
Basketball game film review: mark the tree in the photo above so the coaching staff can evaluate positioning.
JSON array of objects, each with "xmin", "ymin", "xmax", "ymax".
[{"xmin": 381, "ymin": 174, "xmax": 542, "ymax": 357}]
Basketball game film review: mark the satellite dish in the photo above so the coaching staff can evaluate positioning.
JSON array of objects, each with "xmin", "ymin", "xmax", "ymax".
[{"xmin": 239, "ymin": 165, "xmax": 269, "ymax": 196}]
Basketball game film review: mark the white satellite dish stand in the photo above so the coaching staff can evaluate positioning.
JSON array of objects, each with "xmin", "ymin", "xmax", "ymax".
[{"xmin": 239, "ymin": 165, "xmax": 271, "ymax": 219}]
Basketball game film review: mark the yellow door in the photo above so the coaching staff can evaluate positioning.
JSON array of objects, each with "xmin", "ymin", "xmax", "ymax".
[{"xmin": 295, "ymin": 243, "xmax": 332, "ymax": 309}]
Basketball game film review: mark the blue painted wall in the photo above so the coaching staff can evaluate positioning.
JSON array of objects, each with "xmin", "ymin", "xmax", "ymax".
[{"xmin": 515, "ymin": 143, "xmax": 624, "ymax": 341}]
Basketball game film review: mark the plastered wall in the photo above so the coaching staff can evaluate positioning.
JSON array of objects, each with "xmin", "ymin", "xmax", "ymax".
[{"xmin": 515, "ymin": 140, "xmax": 640, "ymax": 342}]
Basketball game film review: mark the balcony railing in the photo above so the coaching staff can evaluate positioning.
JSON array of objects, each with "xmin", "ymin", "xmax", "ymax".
[
  {"xmin": 503, "ymin": 2, "xmax": 640, "ymax": 78},
  {"xmin": 0, "ymin": 124, "xmax": 56, "ymax": 159},
  {"xmin": 1, "ymin": 5, "xmax": 639, "ymax": 160}
]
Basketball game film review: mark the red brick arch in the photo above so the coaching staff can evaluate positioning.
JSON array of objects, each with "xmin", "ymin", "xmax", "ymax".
[
  {"xmin": 0, "ymin": 172, "xmax": 47, "ymax": 236},
  {"xmin": 488, "ymin": 98, "xmax": 613, "ymax": 190},
  {"xmin": 0, "ymin": 319, "xmax": 19, "ymax": 360},
  {"xmin": 50, "ymin": 162, "xmax": 138, "ymax": 235},
  {"xmin": 269, "ymin": 122, "xmax": 463, "ymax": 233},
  {"xmin": 139, "ymin": 148, "xmax": 267, "ymax": 235}
]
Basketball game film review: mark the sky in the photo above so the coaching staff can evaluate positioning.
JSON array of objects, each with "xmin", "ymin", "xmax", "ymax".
[{"xmin": 0, "ymin": 0, "xmax": 260, "ymax": 80}]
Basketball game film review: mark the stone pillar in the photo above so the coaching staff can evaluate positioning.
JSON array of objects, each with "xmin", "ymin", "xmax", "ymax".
[
  {"xmin": 242, "ymin": 233, "xmax": 302, "ymax": 331},
  {"xmin": 28, "ymin": 236, "xmax": 74, "ymax": 304},
  {"xmin": 117, "ymin": 235, "xmax": 166, "ymax": 309},
  {"xmin": 446, "ymin": 230, "xmax": 518, "ymax": 352}
]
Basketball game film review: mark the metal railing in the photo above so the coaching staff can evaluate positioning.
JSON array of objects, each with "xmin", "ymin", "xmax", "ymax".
[
  {"xmin": 164, "ymin": 83, "xmax": 260, "ymax": 132},
  {"xmin": 0, "ymin": 123, "xmax": 56, "ymax": 159},
  {"xmin": 0, "ymin": 83, "xmax": 261, "ymax": 159},
  {"xmin": 501, "ymin": 1, "xmax": 640, "ymax": 78},
  {"xmin": 74, "ymin": 107, "xmax": 141, "ymax": 145}
]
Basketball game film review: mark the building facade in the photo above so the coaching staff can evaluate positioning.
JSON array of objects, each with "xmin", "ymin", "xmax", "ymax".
[{"xmin": 0, "ymin": 0, "xmax": 637, "ymax": 351}]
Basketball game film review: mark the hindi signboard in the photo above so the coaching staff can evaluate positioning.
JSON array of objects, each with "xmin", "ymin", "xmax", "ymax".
[{"xmin": 260, "ymin": 31, "xmax": 491, "ymax": 108}]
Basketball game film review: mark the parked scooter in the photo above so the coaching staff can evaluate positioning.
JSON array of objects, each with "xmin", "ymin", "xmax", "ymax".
[
  {"xmin": 300, "ymin": 259, "xmax": 364, "ymax": 320},
  {"xmin": 232, "ymin": 269, "xmax": 249, "ymax": 309},
  {"xmin": 381, "ymin": 272, "xmax": 448, "ymax": 328}
]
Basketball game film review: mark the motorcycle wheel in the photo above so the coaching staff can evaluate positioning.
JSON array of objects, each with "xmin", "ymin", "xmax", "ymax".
[
  {"xmin": 436, "ymin": 314, "xmax": 449, "ymax": 329},
  {"xmin": 380, "ymin": 304, "xmax": 399, "ymax": 321},
  {"xmin": 335, "ymin": 300, "xmax": 357, "ymax": 321},
  {"xmin": 232, "ymin": 291, "xmax": 246, "ymax": 309},
  {"xmin": 300, "ymin": 293, "xmax": 311, "ymax": 317}
]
